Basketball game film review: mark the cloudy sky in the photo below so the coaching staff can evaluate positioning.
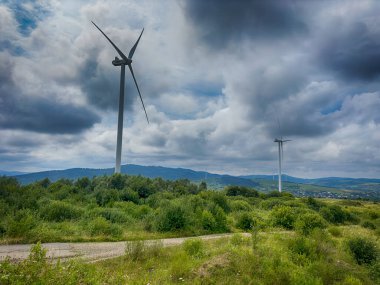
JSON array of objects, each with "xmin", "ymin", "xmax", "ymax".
[{"xmin": 1, "ymin": 0, "xmax": 380, "ymax": 178}]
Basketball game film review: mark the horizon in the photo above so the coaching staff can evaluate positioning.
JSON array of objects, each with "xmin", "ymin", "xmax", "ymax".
[
  {"xmin": 3, "ymin": 163, "xmax": 380, "ymax": 181},
  {"xmin": 1, "ymin": 1, "xmax": 380, "ymax": 179}
]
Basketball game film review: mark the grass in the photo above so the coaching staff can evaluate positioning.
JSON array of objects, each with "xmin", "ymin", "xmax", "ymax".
[
  {"xmin": 1, "ymin": 175, "xmax": 379, "ymax": 283},
  {"xmin": 1, "ymin": 229, "xmax": 379, "ymax": 284}
]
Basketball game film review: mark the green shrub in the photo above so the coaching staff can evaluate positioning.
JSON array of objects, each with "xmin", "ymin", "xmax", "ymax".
[
  {"xmin": 88, "ymin": 217, "xmax": 122, "ymax": 237},
  {"xmin": 97, "ymin": 208, "xmax": 131, "ymax": 223},
  {"xmin": 125, "ymin": 240, "xmax": 146, "ymax": 261},
  {"xmin": 5, "ymin": 209, "xmax": 37, "ymax": 237},
  {"xmin": 230, "ymin": 234, "xmax": 248, "ymax": 246},
  {"xmin": 120, "ymin": 188, "xmax": 139, "ymax": 204},
  {"xmin": 75, "ymin": 177, "xmax": 91, "ymax": 190},
  {"xmin": 304, "ymin": 197, "xmax": 325, "ymax": 211},
  {"xmin": 362, "ymin": 221, "xmax": 376, "ymax": 230},
  {"xmin": 288, "ymin": 236, "xmax": 315, "ymax": 257},
  {"xmin": 321, "ymin": 205, "xmax": 359, "ymax": 224},
  {"xmin": 226, "ymin": 186, "xmax": 259, "ymax": 197},
  {"xmin": 295, "ymin": 213, "xmax": 327, "ymax": 235},
  {"xmin": 210, "ymin": 205, "xmax": 228, "ymax": 232},
  {"xmin": 347, "ymin": 237, "xmax": 378, "ymax": 265},
  {"xmin": 270, "ymin": 205, "xmax": 296, "ymax": 229},
  {"xmin": 211, "ymin": 193, "xmax": 230, "ymax": 213},
  {"xmin": 369, "ymin": 211, "xmax": 379, "ymax": 220},
  {"xmin": 340, "ymin": 276, "xmax": 364, "ymax": 285},
  {"xmin": 260, "ymin": 198, "xmax": 285, "ymax": 210},
  {"xmin": 230, "ymin": 200, "xmax": 252, "ymax": 212},
  {"xmin": 236, "ymin": 212, "xmax": 255, "ymax": 230},
  {"xmin": 183, "ymin": 238, "xmax": 204, "ymax": 258},
  {"xmin": 328, "ymin": 226, "xmax": 342, "ymax": 237},
  {"xmin": 40, "ymin": 201, "xmax": 83, "ymax": 222},
  {"xmin": 369, "ymin": 261, "xmax": 380, "ymax": 283},
  {"xmin": 201, "ymin": 210, "xmax": 216, "ymax": 231},
  {"xmin": 156, "ymin": 204, "xmax": 190, "ymax": 232},
  {"xmin": 95, "ymin": 189, "xmax": 119, "ymax": 206}
]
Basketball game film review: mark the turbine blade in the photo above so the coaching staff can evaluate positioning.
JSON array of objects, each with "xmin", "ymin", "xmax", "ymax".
[
  {"xmin": 128, "ymin": 64, "xmax": 149, "ymax": 124},
  {"xmin": 91, "ymin": 21, "xmax": 127, "ymax": 61},
  {"xmin": 128, "ymin": 28, "xmax": 144, "ymax": 59}
]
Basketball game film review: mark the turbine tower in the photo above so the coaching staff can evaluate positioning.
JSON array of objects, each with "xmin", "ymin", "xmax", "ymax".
[
  {"xmin": 274, "ymin": 119, "xmax": 291, "ymax": 192},
  {"xmin": 92, "ymin": 21, "xmax": 149, "ymax": 174},
  {"xmin": 274, "ymin": 138, "xmax": 290, "ymax": 192}
]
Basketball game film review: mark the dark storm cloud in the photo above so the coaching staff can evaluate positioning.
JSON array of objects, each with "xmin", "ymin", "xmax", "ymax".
[
  {"xmin": 317, "ymin": 21, "xmax": 380, "ymax": 81},
  {"xmin": 0, "ymin": 96, "xmax": 101, "ymax": 134},
  {"xmin": 184, "ymin": 0, "xmax": 307, "ymax": 48},
  {"xmin": 80, "ymin": 57, "xmax": 144, "ymax": 112},
  {"xmin": 0, "ymin": 56, "xmax": 100, "ymax": 134}
]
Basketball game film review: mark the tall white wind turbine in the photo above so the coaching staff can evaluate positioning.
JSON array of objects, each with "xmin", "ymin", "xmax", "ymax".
[
  {"xmin": 274, "ymin": 120, "xmax": 291, "ymax": 192},
  {"xmin": 92, "ymin": 21, "xmax": 149, "ymax": 174}
]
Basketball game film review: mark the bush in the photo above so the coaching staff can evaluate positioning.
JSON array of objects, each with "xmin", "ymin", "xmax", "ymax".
[
  {"xmin": 230, "ymin": 234, "xmax": 248, "ymax": 246},
  {"xmin": 321, "ymin": 205, "xmax": 359, "ymax": 224},
  {"xmin": 156, "ymin": 204, "xmax": 190, "ymax": 232},
  {"xmin": 88, "ymin": 217, "xmax": 122, "ymax": 237},
  {"xmin": 5, "ymin": 210, "xmax": 37, "ymax": 237},
  {"xmin": 97, "ymin": 208, "xmax": 131, "ymax": 224},
  {"xmin": 40, "ymin": 201, "xmax": 83, "ymax": 222},
  {"xmin": 328, "ymin": 226, "xmax": 342, "ymax": 237},
  {"xmin": 270, "ymin": 205, "xmax": 297, "ymax": 229},
  {"xmin": 304, "ymin": 197, "xmax": 325, "ymax": 211},
  {"xmin": 236, "ymin": 212, "xmax": 255, "ymax": 230},
  {"xmin": 226, "ymin": 186, "xmax": 259, "ymax": 197},
  {"xmin": 127, "ymin": 240, "xmax": 164, "ymax": 261},
  {"xmin": 369, "ymin": 211, "xmax": 379, "ymax": 220},
  {"xmin": 211, "ymin": 193, "xmax": 230, "ymax": 213},
  {"xmin": 201, "ymin": 210, "xmax": 216, "ymax": 231},
  {"xmin": 347, "ymin": 237, "xmax": 378, "ymax": 265},
  {"xmin": 120, "ymin": 188, "xmax": 139, "ymax": 204},
  {"xmin": 362, "ymin": 221, "xmax": 376, "ymax": 230},
  {"xmin": 295, "ymin": 213, "xmax": 327, "ymax": 235},
  {"xmin": 125, "ymin": 240, "xmax": 145, "ymax": 261},
  {"xmin": 95, "ymin": 189, "xmax": 119, "ymax": 206},
  {"xmin": 230, "ymin": 200, "xmax": 252, "ymax": 212},
  {"xmin": 260, "ymin": 198, "xmax": 285, "ymax": 210},
  {"xmin": 210, "ymin": 205, "xmax": 228, "ymax": 232},
  {"xmin": 183, "ymin": 238, "xmax": 204, "ymax": 258}
]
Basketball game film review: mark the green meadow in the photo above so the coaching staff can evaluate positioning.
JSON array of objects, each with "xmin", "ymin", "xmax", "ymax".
[{"xmin": 0, "ymin": 174, "xmax": 379, "ymax": 284}]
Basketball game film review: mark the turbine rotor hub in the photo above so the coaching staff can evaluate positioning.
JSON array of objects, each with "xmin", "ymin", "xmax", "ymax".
[{"xmin": 112, "ymin": 57, "xmax": 132, "ymax": 66}]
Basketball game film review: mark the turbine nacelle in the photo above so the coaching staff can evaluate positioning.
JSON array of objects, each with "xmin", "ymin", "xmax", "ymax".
[
  {"xmin": 274, "ymin": 138, "xmax": 291, "ymax": 143},
  {"xmin": 112, "ymin": 56, "xmax": 132, "ymax": 66}
]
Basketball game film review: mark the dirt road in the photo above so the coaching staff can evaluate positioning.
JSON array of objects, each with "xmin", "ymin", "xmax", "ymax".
[{"xmin": 0, "ymin": 233, "xmax": 248, "ymax": 263}]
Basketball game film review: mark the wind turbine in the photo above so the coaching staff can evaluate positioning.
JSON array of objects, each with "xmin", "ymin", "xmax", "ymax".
[
  {"xmin": 92, "ymin": 21, "xmax": 149, "ymax": 174},
  {"xmin": 274, "ymin": 121, "xmax": 291, "ymax": 192}
]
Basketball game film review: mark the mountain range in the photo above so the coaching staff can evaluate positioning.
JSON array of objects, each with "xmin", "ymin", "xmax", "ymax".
[{"xmin": 1, "ymin": 165, "xmax": 379, "ymax": 199}]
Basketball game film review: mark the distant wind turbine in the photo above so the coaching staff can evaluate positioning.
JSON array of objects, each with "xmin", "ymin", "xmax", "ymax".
[
  {"xmin": 92, "ymin": 21, "xmax": 149, "ymax": 174},
  {"xmin": 274, "ymin": 120, "xmax": 291, "ymax": 192}
]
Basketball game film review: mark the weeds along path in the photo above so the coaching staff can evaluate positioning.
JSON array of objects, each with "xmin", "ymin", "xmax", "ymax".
[{"xmin": 0, "ymin": 233, "xmax": 250, "ymax": 263}]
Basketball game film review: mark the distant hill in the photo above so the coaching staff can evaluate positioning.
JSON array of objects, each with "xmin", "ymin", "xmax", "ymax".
[
  {"xmin": 0, "ymin": 170, "xmax": 27, "ymax": 176},
  {"xmin": 241, "ymin": 174, "xmax": 380, "ymax": 192},
  {"xmin": 10, "ymin": 165, "xmax": 380, "ymax": 199},
  {"xmin": 14, "ymin": 164, "xmax": 259, "ymax": 188}
]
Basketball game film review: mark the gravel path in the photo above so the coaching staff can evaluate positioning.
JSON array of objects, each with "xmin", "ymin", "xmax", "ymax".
[{"xmin": 0, "ymin": 233, "xmax": 249, "ymax": 263}]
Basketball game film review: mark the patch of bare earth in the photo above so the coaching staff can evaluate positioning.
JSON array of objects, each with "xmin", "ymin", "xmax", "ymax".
[{"xmin": 196, "ymin": 253, "xmax": 230, "ymax": 278}]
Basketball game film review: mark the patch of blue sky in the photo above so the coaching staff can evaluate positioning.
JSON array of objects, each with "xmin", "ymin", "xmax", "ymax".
[
  {"xmin": 320, "ymin": 100, "xmax": 342, "ymax": 115},
  {"xmin": 184, "ymin": 81, "xmax": 222, "ymax": 98},
  {"xmin": 0, "ymin": 39, "xmax": 26, "ymax": 56},
  {"xmin": 3, "ymin": 0, "xmax": 51, "ymax": 36}
]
